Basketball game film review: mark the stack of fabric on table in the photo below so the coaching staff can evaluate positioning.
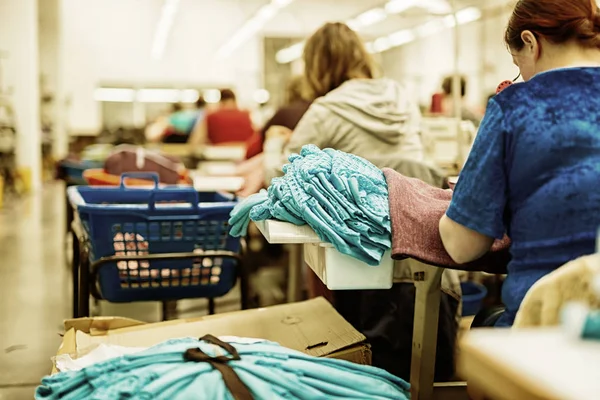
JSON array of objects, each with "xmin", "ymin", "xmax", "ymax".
[
  {"xmin": 37, "ymin": 335, "xmax": 410, "ymax": 400},
  {"xmin": 229, "ymin": 145, "xmax": 391, "ymax": 265}
]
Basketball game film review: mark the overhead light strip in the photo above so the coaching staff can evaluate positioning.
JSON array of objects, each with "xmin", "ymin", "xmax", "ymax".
[
  {"xmin": 216, "ymin": 0, "xmax": 295, "ymax": 59},
  {"xmin": 151, "ymin": 0, "xmax": 181, "ymax": 60},
  {"xmin": 366, "ymin": 7, "xmax": 482, "ymax": 54},
  {"xmin": 94, "ymin": 88, "xmax": 208, "ymax": 103},
  {"xmin": 276, "ymin": 5, "xmax": 481, "ymax": 64}
]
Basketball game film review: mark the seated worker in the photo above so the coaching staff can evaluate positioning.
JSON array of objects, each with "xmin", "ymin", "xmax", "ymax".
[
  {"xmin": 245, "ymin": 76, "xmax": 313, "ymax": 159},
  {"xmin": 189, "ymin": 89, "xmax": 254, "ymax": 147},
  {"xmin": 163, "ymin": 97, "xmax": 207, "ymax": 143},
  {"xmin": 437, "ymin": 75, "xmax": 482, "ymax": 127},
  {"xmin": 440, "ymin": 0, "xmax": 600, "ymax": 327},
  {"xmin": 237, "ymin": 22, "xmax": 423, "ymax": 196}
]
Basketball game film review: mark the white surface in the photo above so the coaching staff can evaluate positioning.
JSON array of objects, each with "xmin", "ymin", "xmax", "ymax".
[
  {"xmin": 305, "ymin": 244, "xmax": 394, "ymax": 290},
  {"xmin": 200, "ymin": 146, "xmax": 246, "ymax": 162},
  {"xmin": 196, "ymin": 162, "xmax": 238, "ymax": 176},
  {"xmin": 0, "ymin": 0, "xmax": 42, "ymax": 190},
  {"xmin": 465, "ymin": 329, "xmax": 600, "ymax": 400},
  {"xmin": 255, "ymin": 219, "xmax": 321, "ymax": 244},
  {"xmin": 190, "ymin": 173, "xmax": 244, "ymax": 193},
  {"xmin": 255, "ymin": 219, "xmax": 393, "ymax": 290}
]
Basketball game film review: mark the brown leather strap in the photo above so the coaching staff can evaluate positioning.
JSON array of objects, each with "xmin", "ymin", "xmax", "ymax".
[{"xmin": 183, "ymin": 335, "xmax": 254, "ymax": 400}]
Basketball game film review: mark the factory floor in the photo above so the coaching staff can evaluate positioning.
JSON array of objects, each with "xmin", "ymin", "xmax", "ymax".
[{"xmin": 0, "ymin": 182, "xmax": 271, "ymax": 399}]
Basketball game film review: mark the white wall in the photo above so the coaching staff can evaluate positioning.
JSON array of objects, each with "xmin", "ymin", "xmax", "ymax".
[
  {"xmin": 58, "ymin": 0, "xmax": 265, "ymax": 134},
  {"xmin": 0, "ymin": 0, "xmax": 42, "ymax": 189},
  {"xmin": 381, "ymin": 8, "xmax": 513, "ymax": 110}
]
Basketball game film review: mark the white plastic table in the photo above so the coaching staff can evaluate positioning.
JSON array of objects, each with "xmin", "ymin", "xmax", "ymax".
[{"xmin": 460, "ymin": 329, "xmax": 600, "ymax": 400}]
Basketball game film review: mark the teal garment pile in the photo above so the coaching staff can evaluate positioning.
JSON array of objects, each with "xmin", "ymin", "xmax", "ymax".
[
  {"xmin": 229, "ymin": 145, "xmax": 391, "ymax": 265},
  {"xmin": 36, "ymin": 337, "xmax": 410, "ymax": 400}
]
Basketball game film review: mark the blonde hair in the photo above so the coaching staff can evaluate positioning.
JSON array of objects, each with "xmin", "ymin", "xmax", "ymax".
[
  {"xmin": 286, "ymin": 75, "xmax": 310, "ymax": 104},
  {"xmin": 303, "ymin": 22, "xmax": 375, "ymax": 99}
]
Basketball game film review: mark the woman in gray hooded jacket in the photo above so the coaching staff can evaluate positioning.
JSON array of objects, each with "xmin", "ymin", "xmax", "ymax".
[
  {"xmin": 238, "ymin": 22, "xmax": 423, "ymax": 196},
  {"xmin": 286, "ymin": 22, "xmax": 423, "ymax": 161}
]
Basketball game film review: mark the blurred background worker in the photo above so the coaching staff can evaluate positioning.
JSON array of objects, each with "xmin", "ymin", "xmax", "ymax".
[
  {"xmin": 189, "ymin": 89, "xmax": 255, "ymax": 148},
  {"xmin": 430, "ymin": 75, "xmax": 482, "ymax": 126},
  {"xmin": 244, "ymin": 75, "xmax": 313, "ymax": 159}
]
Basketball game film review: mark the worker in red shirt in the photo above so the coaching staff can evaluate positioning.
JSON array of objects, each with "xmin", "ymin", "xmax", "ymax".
[{"xmin": 189, "ymin": 89, "xmax": 255, "ymax": 147}]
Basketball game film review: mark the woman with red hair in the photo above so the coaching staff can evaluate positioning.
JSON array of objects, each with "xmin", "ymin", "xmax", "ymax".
[{"xmin": 440, "ymin": 0, "xmax": 600, "ymax": 326}]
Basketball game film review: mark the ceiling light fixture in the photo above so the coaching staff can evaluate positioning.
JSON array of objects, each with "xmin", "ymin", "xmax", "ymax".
[
  {"xmin": 151, "ymin": 0, "xmax": 180, "ymax": 60},
  {"xmin": 384, "ymin": 0, "xmax": 419, "ymax": 14},
  {"xmin": 365, "ymin": 7, "xmax": 482, "ymax": 54},
  {"xmin": 136, "ymin": 89, "xmax": 180, "ymax": 103},
  {"xmin": 93, "ymin": 88, "xmax": 136, "ymax": 103},
  {"xmin": 347, "ymin": 8, "xmax": 387, "ymax": 31},
  {"xmin": 275, "ymin": 42, "xmax": 305, "ymax": 64},
  {"xmin": 276, "ymin": 0, "xmax": 452, "ymax": 64},
  {"xmin": 217, "ymin": 0, "xmax": 295, "ymax": 59},
  {"xmin": 203, "ymin": 89, "xmax": 222, "ymax": 104}
]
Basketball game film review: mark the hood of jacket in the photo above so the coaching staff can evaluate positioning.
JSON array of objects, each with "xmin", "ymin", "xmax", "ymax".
[{"xmin": 315, "ymin": 78, "xmax": 417, "ymax": 145}]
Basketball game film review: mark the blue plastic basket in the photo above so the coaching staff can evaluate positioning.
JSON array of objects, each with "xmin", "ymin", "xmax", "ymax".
[
  {"xmin": 61, "ymin": 159, "xmax": 104, "ymax": 185},
  {"xmin": 460, "ymin": 281, "xmax": 488, "ymax": 317},
  {"xmin": 68, "ymin": 172, "xmax": 241, "ymax": 303}
]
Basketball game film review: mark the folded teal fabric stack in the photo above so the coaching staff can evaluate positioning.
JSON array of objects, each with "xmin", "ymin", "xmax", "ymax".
[
  {"xmin": 37, "ymin": 337, "xmax": 410, "ymax": 400},
  {"xmin": 229, "ymin": 145, "xmax": 391, "ymax": 265}
]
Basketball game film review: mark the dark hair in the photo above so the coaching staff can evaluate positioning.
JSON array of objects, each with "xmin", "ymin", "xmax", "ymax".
[
  {"xmin": 441, "ymin": 76, "xmax": 466, "ymax": 97},
  {"xmin": 505, "ymin": 0, "xmax": 600, "ymax": 50},
  {"xmin": 171, "ymin": 103, "xmax": 183, "ymax": 112},
  {"xmin": 220, "ymin": 89, "xmax": 236, "ymax": 102},
  {"xmin": 195, "ymin": 95, "xmax": 206, "ymax": 108}
]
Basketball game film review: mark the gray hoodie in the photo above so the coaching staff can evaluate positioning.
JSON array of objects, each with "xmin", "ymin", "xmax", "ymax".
[{"xmin": 286, "ymin": 78, "xmax": 423, "ymax": 161}]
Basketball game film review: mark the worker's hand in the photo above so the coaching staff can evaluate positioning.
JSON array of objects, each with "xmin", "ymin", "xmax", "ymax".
[
  {"xmin": 237, "ymin": 168, "xmax": 266, "ymax": 198},
  {"xmin": 265, "ymin": 125, "xmax": 293, "ymax": 144},
  {"xmin": 235, "ymin": 153, "xmax": 264, "ymax": 176}
]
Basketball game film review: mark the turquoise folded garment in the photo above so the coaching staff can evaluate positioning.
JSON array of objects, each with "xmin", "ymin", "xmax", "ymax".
[
  {"xmin": 37, "ymin": 337, "xmax": 410, "ymax": 400},
  {"xmin": 228, "ymin": 145, "xmax": 391, "ymax": 265}
]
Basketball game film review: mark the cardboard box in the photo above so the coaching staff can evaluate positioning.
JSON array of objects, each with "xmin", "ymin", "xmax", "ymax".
[{"xmin": 54, "ymin": 298, "xmax": 371, "ymax": 373}]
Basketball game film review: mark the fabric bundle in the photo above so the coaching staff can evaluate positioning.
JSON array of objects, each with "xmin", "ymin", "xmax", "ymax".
[
  {"xmin": 229, "ymin": 145, "xmax": 391, "ymax": 265},
  {"xmin": 37, "ymin": 336, "xmax": 410, "ymax": 400},
  {"xmin": 383, "ymin": 168, "xmax": 511, "ymax": 273}
]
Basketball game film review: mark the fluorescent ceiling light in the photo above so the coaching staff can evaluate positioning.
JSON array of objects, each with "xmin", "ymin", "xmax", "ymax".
[
  {"xmin": 276, "ymin": 42, "xmax": 305, "ymax": 64},
  {"xmin": 367, "ymin": 7, "xmax": 482, "ymax": 54},
  {"xmin": 347, "ymin": 8, "xmax": 387, "ymax": 31},
  {"xmin": 136, "ymin": 89, "xmax": 180, "ymax": 103},
  {"xmin": 388, "ymin": 30, "xmax": 416, "ymax": 46},
  {"xmin": 384, "ymin": 0, "xmax": 419, "ymax": 14},
  {"xmin": 277, "ymin": 0, "xmax": 451, "ymax": 64},
  {"xmin": 456, "ymin": 7, "xmax": 482, "ymax": 24},
  {"xmin": 93, "ymin": 88, "xmax": 135, "ymax": 103},
  {"xmin": 151, "ymin": 0, "xmax": 180, "ymax": 60},
  {"xmin": 217, "ymin": 0, "xmax": 295, "ymax": 59},
  {"xmin": 180, "ymin": 89, "xmax": 200, "ymax": 103},
  {"xmin": 203, "ymin": 89, "xmax": 221, "ymax": 104},
  {"xmin": 373, "ymin": 37, "xmax": 392, "ymax": 53},
  {"xmin": 253, "ymin": 89, "xmax": 271, "ymax": 104}
]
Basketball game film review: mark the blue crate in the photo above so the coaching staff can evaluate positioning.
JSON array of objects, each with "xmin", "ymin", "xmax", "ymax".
[
  {"xmin": 61, "ymin": 160, "xmax": 104, "ymax": 185},
  {"xmin": 68, "ymin": 173, "xmax": 241, "ymax": 303}
]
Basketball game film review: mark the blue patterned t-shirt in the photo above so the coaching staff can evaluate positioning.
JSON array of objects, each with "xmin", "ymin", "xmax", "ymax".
[{"xmin": 447, "ymin": 67, "xmax": 600, "ymax": 326}]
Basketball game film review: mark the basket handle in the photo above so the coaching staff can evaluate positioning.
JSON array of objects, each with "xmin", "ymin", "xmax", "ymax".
[
  {"xmin": 119, "ymin": 172, "xmax": 160, "ymax": 189},
  {"xmin": 148, "ymin": 187, "xmax": 199, "ymax": 211}
]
